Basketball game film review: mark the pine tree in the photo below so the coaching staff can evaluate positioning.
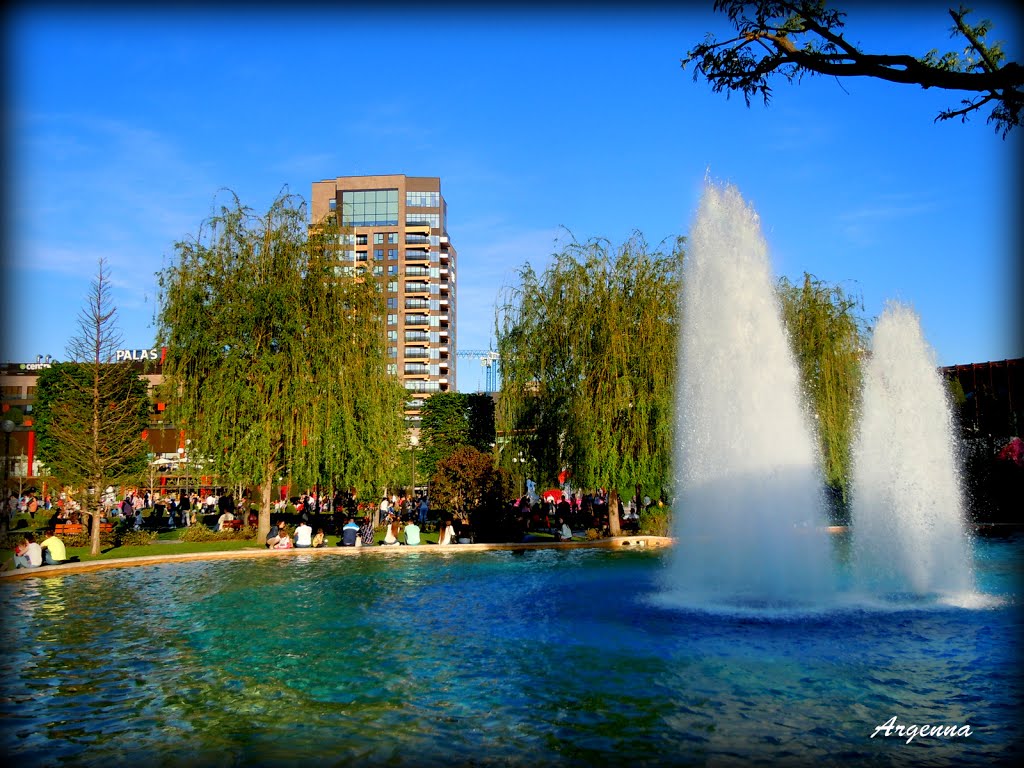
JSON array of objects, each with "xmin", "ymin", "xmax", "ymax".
[{"xmin": 33, "ymin": 260, "xmax": 150, "ymax": 555}]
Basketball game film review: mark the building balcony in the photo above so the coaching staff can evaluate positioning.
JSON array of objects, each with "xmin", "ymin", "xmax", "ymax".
[
  {"xmin": 406, "ymin": 224, "xmax": 431, "ymax": 237},
  {"xmin": 405, "ymin": 249, "xmax": 430, "ymax": 262},
  {"xmin": 404, "ymin": 315, "xmax": 429, "ymax": 326}
]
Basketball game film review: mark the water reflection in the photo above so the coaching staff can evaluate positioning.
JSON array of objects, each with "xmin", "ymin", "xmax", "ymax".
[{"xmin": 0, "ymin": 544, "xmax": 1020, "ymax": 767}]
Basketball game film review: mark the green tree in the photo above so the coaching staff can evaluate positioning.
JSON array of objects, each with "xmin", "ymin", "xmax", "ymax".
[
  {"xmin": 496, "ymin": 232, "xmax": 682, "ymax": 529},
  {"xmin": 418, "ymin": 392, "xmax": 471, "ymax": 481},
  {"xmin": 777, "ymin": 273, "xmax": 867, "ymax": 510},
  {"xmin": 32, "ymin": 261, "xmax": 150, "ymax": 554},
  {"xmin": 418, "ymin": 392, "xmax": 496, "ymax": 480},
  {"xmin": 156, "ymin": 191, "xmax": 406, "ymax": 542},
  {"xmin": 684, "ymin": 1, "xmax": 1023, "ymax": 136},
  {"xmin": 429, "ymin": 445, "xmax": 513, "ymax": 522}
]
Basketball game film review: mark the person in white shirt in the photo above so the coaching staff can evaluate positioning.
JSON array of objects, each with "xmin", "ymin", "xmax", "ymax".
[
  {"xmin": 438, "ymin": 519, "xmax": 455, "ymax": 545},
  {"xmin": 216, "ymin": 510, "xmax": 235, "ymax": 532},
  {"xmin": 294, "ymin": 520, "xmax": 313, "ymax": 548},
  {"xmin": 14, "ymin": 533, "xmax": 43, "ymax": 568}
]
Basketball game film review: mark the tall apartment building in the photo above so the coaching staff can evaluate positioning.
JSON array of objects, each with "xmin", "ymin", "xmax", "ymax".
[{"xmin": 311, "ymin": 175, "xmax": 456, "ymax": 429}]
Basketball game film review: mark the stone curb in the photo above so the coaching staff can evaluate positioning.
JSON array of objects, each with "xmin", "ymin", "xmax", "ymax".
[{"xmin": 0, "ymin": 536, "xmax": 675, "ymax": 581}]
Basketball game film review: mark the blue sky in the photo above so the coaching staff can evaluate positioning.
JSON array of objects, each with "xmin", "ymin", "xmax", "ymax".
[{"xmin": 3, "ymin": 3, "xmax": 1021, "ymax": 391}]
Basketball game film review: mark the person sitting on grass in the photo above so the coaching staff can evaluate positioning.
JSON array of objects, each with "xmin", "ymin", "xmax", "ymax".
[
  {"xmin": 311, "ymin": 528, "xmax": 326, "ymax": 548},
  {"xmin": 39, "ymin": 528, "xmax": 68, "ymax": 565}
]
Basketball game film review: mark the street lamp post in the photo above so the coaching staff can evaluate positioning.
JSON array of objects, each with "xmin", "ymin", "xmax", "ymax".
[
  {"xmin": 409, "ymin": 433, "xmax": 419, "ymax": 498},
  {"xmin": 512, "ymin": 451, "xmax": 526, "ymax": 498},
  {"xmin": 184, "ymin": 439, "xmax": 192, "ymax": 497},
  {"xmin": 2, "ymin": 420, "xmax": 14, "ymax": 533}
]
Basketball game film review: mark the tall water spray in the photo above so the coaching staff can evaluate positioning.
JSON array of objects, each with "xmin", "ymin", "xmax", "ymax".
[
  {"xmin": 851, "ymin": 302, "xmax": 974, "ymax": 597},
  {"xmin": 666, "ymin": 182, "xmax": 834, "ymax": 606}
]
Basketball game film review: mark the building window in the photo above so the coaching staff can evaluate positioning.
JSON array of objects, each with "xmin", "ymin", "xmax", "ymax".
[
  {"xmin": 387, "ymin": 314, "xmax": 398, "ymax": 326},
  {"xmin": 373, "ymin": 265, "xmax": 383, "ymax": 276},
  {"xmin": 388, "ymin": 346, "xmax": 398, "ymax": 358},
  {"xmin": 388, "ymin": 249, "xmax": 398, "ymax": 260},
  {"xmin": 387, "ymin": 330, "xmax": 398, "ymax": 342},
  {"xmin": 387, "ymin": 297, "xmax": 398, "ymax": 309},
  {"xmin": 374, "ymin": 233, "xmax": 384, "ymax": 244},
  {"xmin": 375, "ymin": 249, "xmax": 384, "ymax": 260},
  {"xmin": 388, "ymin": 265, "xmax": 398, "ymax": 275},
  {"xmin": 329, "ymin": 198, "xmax": 337, "ymax": 211},
  {"xmin": 406, "ymin": 212, "xmax": 440, "ymax": 229},
  {"xmin": 406, "ymin": 191, "xmax": 440, "ymax": 208},
  {"xmin": 388, "ymin": 232, "xmax": 398, "ymax": 244},
  {"xmin": 356, "ymin": 234, "xmax": 368, "ymax": 245},
  {"xmin": 387, "ymin": 363, "xmax": 398, "ymax": 376},
  {"xmin": 342, "ymin": 189, "xmax": 399, "ymax": 227},
  {"xmin": 387, "ymin": 280, "xmax": 398, "ymax": 293}
]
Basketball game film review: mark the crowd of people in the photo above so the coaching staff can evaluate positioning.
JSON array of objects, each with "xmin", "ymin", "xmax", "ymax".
[
  {"xmin": 4, "ymin": 480, "xmax": 661, "ymax": 571},
  {"xmin": 261, "ymin": 509, "xmax": 456, "ymax": 549}
]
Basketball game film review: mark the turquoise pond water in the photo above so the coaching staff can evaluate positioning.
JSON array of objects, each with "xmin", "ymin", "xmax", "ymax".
[{"xmin": 0, "ymin": 536, "xmax": 1021, "ymax": 767}]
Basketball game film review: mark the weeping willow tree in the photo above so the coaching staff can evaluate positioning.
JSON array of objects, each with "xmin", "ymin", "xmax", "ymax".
[
  {"xmin": 777, "ymin": 272, "xmax": 867, "ymax": 509},
  {"xmin": 156, "ymin": 191, "xmax": 406, "ymax": 541},
  {"xmin": 496, "ymin": 233, "xmax": 682, "ymax": 523}
]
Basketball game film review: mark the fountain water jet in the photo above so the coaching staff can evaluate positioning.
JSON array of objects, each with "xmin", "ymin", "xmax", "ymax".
[
  {"xmin": 850, "ymin": 302, "xmax": 974, "ymax": 598},
  {"xmin": 664, "ymin": 182, "xmax": 835, "ymax": 608}
]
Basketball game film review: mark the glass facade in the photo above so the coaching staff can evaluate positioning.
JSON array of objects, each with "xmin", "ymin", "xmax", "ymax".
[
  {"xmin": 342, "ymin": 189, "xmax": 399, "ymax": 227},
  {"xmin": 406, "ymin": 191, "xmax": 439, "ymax": 208},
  {"xmin": 405, "ymin": 212, "xmax": 440, "ymax": 229}
]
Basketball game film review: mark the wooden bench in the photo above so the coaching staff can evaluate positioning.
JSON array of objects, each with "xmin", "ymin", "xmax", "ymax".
[{"xmin": 53, "ymin": 522, "xmax": 114, "ymax": 536}]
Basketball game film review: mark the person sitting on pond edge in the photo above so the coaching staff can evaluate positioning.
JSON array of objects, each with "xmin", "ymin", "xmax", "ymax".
[
  {"xmin": 438, "ymin": 519, "xmax": 455, "ymax": 545},
  {"xmin": 40, "ymin": 528, "xmax": 68, "ymax": 565},
  {"xmin": 382, "ymin": 516, "xmax": 400, "ymax": 545},
  {"xmin": 13, "ymin": 533, "xmax": 43, "ymax": 569},
  {"xmin": 358, "ymin": 516, "xmax": 375, "ymax": 547},
  {"xmin": 340, "ymin": 517, "xmax": 360, "ymax": 547},
  {"xmin": 403, "ymin": 516, "xmax": 421, "ymax": 546},
  {"xmin": 266, "ymin": 520, "xmax": 286, "ymax": 548}
]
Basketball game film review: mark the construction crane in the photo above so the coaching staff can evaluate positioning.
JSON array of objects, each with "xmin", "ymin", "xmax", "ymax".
[{"xmin": 455, "ymin": 349, "xmax": 501, "ymax": 392}]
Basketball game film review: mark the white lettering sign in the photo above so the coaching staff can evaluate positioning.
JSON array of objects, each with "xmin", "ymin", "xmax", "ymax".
[{"xmin": 115, "ymin": 348, "xmax": 160, "ymax": 362}]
